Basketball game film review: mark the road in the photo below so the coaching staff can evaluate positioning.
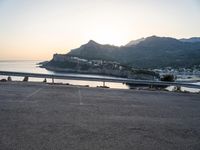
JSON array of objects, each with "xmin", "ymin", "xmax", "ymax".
[{"xmin": 0, "ymin": 82, "xmax": 200, "ymax": 150}]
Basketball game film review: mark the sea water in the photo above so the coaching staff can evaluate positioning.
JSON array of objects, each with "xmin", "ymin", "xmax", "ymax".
[
  {"xmin": 0, "ymin": 60, "xmax": 129, "ymax": 89},
  {"xmin": 0, "ymin": 61, "xmax": 199, "ymax": 92}
]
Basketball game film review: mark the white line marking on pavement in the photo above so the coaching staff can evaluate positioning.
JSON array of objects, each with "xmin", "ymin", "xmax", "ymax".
[
  {"xmin": 75, "ymin": 86, "xmax": 83, "ymax": 105},
  {"xmin": 78, "ymin": 88, "xmax": 83, "ymax": 105},
  {"xmin": 24, "ymin": 88, "xmax": 43, "ymax": 101},
  {"xmin": 69, "ymin": 103, "xmax": 98, "ymax": 106}
]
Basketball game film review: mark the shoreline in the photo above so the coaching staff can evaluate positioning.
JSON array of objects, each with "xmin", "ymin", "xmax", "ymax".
[{"xmin": 40, "ymin": 64, "xmax": 159, "ymax": 80}]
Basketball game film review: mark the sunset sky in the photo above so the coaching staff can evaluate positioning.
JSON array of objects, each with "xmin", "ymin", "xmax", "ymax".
[{"xmin": 0, "ymin": 0, "xmax": 200, "ymax": 60}]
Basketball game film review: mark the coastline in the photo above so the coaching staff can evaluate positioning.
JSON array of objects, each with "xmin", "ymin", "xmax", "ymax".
[
  {"xmin": 0, "ymin": 60, "xmax": 199, "ymax": 93},
  {"xmin": 40, "ymin": 64, "xmax": 159, "ymax": 80}
]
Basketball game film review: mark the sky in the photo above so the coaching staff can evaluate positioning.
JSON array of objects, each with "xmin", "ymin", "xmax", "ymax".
[{"xmin": 0, "ymin": 0, "xmax": 200, "ymax": 60}]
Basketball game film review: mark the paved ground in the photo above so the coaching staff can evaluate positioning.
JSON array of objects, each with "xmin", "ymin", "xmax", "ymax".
[{"xmin": 0, "ymin": 82, "xmax": 200, "ymax": 150}]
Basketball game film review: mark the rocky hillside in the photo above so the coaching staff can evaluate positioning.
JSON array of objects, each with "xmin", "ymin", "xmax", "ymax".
[{"xmin": 66, "ymin": 36, "xmax": 200, "ymax": 68}]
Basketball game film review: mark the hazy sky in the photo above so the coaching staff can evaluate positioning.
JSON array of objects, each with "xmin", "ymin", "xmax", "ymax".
[{"xmin": 0, "ymin": 0, "xmax": 200, "ymax": 60}]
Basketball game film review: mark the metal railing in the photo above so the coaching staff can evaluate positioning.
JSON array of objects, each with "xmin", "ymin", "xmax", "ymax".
[{"xmin": 0, "ymin": 71, "xmax": 200, "ymax": 89}]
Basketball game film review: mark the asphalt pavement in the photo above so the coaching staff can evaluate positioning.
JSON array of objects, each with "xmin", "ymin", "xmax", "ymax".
[{"xmin": 0, "ymin": 82, "xmax": 200, "ymax": 150}]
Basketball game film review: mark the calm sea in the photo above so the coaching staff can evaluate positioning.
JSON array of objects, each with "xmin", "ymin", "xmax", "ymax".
[
  {"xmin": 0, "ymin": 60, "xmax": 129, "ymax": 89},
  {"xmin": 0, "ymin": 61, "xmax": 199, "ymax": 92}
]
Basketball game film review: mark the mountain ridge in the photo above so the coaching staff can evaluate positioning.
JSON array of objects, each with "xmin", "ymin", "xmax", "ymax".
[
  {"xmin": 180, "ymin": 37, "xmax": 200, "ymax": 43},
  {"xmin": 53, "ymin": 36, "xmax": 200, "ymax": 69}
]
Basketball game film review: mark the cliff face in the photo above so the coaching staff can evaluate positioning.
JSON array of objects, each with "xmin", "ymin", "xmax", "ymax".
[
  {"xmin": 43, "ymin": 55, "xmax": 159, "ymax": 80},
  {"xmin": 52, "ymin": 54, "xmax": 68, "ymax": 62}
]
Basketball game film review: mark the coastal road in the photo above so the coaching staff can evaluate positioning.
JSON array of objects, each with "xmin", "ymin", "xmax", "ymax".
[{"xmin": 0, "ymin": 82, "xmax": 200, "ymax": 150}]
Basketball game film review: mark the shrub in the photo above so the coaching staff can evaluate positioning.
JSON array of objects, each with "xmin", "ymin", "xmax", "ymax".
[{"xmin": 160, "ymin": 74, "xmax": 175, "ymax": 82}]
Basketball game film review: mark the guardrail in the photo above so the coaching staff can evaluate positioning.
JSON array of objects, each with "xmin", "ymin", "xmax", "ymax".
[{"xmin": 0, "ymin": 71, "xmax": 200, "ymax": 89}]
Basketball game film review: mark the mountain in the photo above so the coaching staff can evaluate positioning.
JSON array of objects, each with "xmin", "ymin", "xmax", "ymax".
[
  {"xmin": 120, "ymin": 36, "xmax": 200, "ymax": 68},
  {"xmin": 52, "ymin": 36, "xmax": 200, "ymax": 69},
  {"xmin": 180, "ymin": 37, "xmax": 200, "ymax": 43},
  {"xmin": 68, "ymin": 40, "xmax": 119, "ymax": 61},
  {"xmin": 126, "ymin": 37, "xmax": 145, "ymax": 47}
]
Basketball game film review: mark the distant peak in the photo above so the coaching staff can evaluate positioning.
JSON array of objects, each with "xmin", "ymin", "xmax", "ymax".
[
  {"xmin": 147, "ymin": 35, "xmax": 160, "ymax": 39},
  {"xmin": 151, "ymin": 35, "xmax": 158, "ymax": 37},
  {"xmin": 179, "ymin": 37, "xmax": 200, "ymax": 43},
  {"xmin": 145, "ymin": 35, "xmax": 180, "ymax": 42},
  {"xmin": 87, "ymin": 40, "xmax": 98, "ymax": 45},
  {"xmin": 126, "ymin": 37, "xmax": 145, "ymax": 47}
]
